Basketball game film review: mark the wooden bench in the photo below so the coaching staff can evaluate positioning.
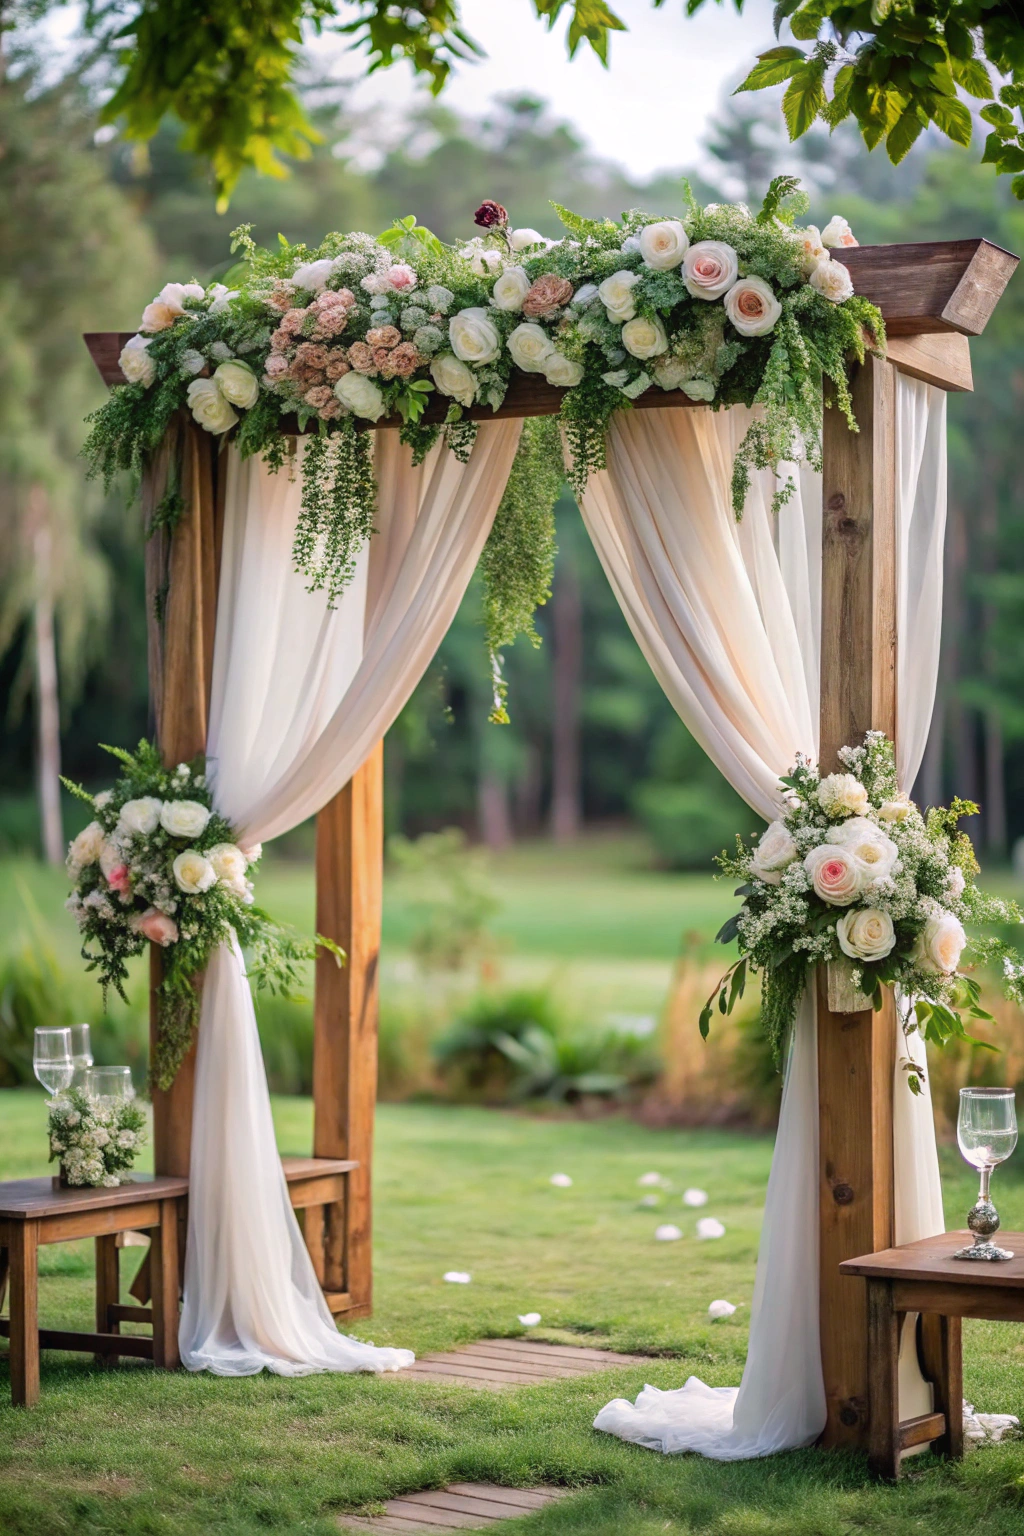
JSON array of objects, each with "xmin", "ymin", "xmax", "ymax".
[
  {"xmin": 0, "ymin": 1155, "xmax": 357, "ymax": 1406},
  {"xmin": 840, "ymin": 1230, "xmax": 1024, "ymax": 1479}
]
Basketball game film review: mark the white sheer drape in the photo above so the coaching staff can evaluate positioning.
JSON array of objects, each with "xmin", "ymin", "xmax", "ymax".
[
  {"xmin": 587, "ymin": 377, "xmax": 947, "ymax": 1458},
  {"xmin": 180, "ymin": 421, "xmax": 522, "ymax": 1375}
]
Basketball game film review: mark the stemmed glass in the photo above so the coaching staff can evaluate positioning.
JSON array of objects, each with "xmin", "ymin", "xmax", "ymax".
[
  {"xmin": 84, "ymin": 1066, "xmax": 135, "ymax": 1105},
  {"xmin": 33, "ymin": 1027, "xmax": 74, "ymax": 1097},
  {"xmin": 70, "ymin": 1023, "xmax": 93, "ymax": 1084},
  {"xmin": 953, "ymin": 1087, "xmax": 1018, "ymax": 1261}
]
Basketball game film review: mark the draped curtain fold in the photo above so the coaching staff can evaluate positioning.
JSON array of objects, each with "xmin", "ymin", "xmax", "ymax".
[
  {"xmin": 180, "ymin": 420, "xmax": 522, "ymax": 1376},
  {"xmin": 583, "ymin": 378, "xmax": 947, "ymax": 1458}
]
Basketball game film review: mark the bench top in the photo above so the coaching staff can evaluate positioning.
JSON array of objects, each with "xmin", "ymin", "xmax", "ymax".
[
  {"xmin": 840, "ymin": 1230, "xmax": 1024, "ymax": 1288},
  {"xmin": 0, "ymin": 1155, "xmax": 356, "ymax": 1220}
]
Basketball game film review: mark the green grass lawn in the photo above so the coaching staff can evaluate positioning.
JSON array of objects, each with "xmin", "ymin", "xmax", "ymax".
[{"xmin": 3, "ymin": 1090, "xmax": 1024, "ymax": 1535}]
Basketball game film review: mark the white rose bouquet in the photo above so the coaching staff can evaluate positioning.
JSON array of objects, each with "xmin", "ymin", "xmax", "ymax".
[
  {"xmin": 48, "ymin": 1087, "xmax": 147, "ymax": 1188},
  {"xmin": 64, "ymin": 741, "xmax": 342, "ymax": 1090},
  {"xmin": 702, "ymin": 732, "xmax": 1024, "ymax": 1091}
]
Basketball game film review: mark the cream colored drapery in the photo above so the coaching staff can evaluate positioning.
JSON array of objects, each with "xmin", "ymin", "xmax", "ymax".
[
  {"xmin": 179, "ymin": 421, "xmax": 522, "ymax": 1375},
  {"xmin": 583, "ymin": 379, "xmax": 947, "ymax": 1457}
]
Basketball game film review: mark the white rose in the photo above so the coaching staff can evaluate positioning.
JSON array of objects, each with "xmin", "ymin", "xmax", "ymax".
[
  {"xmin": 723, "ymin": 275, "xmax": 782, "ymax": 338},
  {"xmin": 172, "ymin": 849, "xmax": 217, "ymax": 894},
  {"xmin": 804, "ymin": 844, "xmax": 864, "ymax": 906},
  {"xmin": 820, "ymin": 215, "xmax": 858, "ymax": 249},
  {"xmin": 621, "ymin": 316, "xmax": 669, "ymax": 360},
  {"xmin": 639, "ymin": 219, "xmax": 690, "ymax": 270},
  {"xmin": 430, "ymin": 353, "xmax": 477, "ymax": 408},
  {"xmin": 914, "ymin": 910, "xmax": 967, "ymax": 974},
  {"xmin": 597, "ymin": 270, "xmax": 639, "ymax": 322},
  {"xmin": 491, "ymin": 266, "xmax": 531, "ymax": 311},
  {"xmin": 878, "ymin": 795, "xmax": 913, "ymax": 822},
  {"xmin": 207, "ymin": 843, "xmax": 249, "ymax": 886},
  {"xmin": 66, "ymin": 821, "xmax": 105, "ymax": 875},
  {"xmin": 817, "ymin": 773, "xmax": 869, "ymax": 818},
  {"xmin": 837, "ymin": 907, "xmax": 896, "ymax": 964},
  {"xmin": 507, "ymin": 322, "xmax": 555, "ymax": 374},
  {"xmin": 810, "ymin": 257, "xmax": 855, "ymax": 304},
  {"xmin": 543, "ymin": 352, "xmax": 585, "ymax": 388},
  {"xmin": 186, "ymin": 377, "xmax": 238, "ymax": 435},
  {"xmin": 117, "ymin": 796, "xmax": 163, "ymax": 836},
  {"xmin": 213, "ymin": 360, "xmax": 259, "ymax": 410},
  {"xmin": 335, "ymin": 371, "xmax": 386, "ymax": 421},
  {"xmin": 682, "ymin": 241, "xmax": 739, "ymax": 300},
  {"xmin": 508, "ymin": 227, "xmax": 546, "ymax": 252},
  {"xmin": 457, "ymin": 242, "xmax": 503, "ymax": 277},
  {"xmin": 118, "ymin": 335, "xmax": 155, "ymax": 387},
  {"xmin": 207, "ymin": 283, "xmax": 239, "ymax": 314},
  {"xmin": 158, "ymin": 281, "xmax": 205, "ymax": 314},
  {"xmin": 160, "ymin": 799, "xmax": 211, "ymax": 838},
  {"xmin": 449, "ymin": 307, "xmax": 501, "ymax": 366},
  {"xmin": 291, "ymin": 258, "xmax": 336, "ymax": 292},
  {"xmin": 751, "ymin": 819, "xmax": 798, "ymax": 885},
  {"xmin": 827, "ymin": 816, "xmax": 899, "ymax": 880},
  {"xmin": 793, "ymin": 225, "xmax": 828, "ymax": 277}
]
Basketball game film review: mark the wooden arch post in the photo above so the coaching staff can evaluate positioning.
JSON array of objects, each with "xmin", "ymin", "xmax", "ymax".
[{"xmin": 85, "ymin": 233, "xmax": 1016, "ymax": 1408}]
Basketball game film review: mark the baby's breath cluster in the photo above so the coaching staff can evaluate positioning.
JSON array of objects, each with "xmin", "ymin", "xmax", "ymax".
[
  {"xmin": 63, "ymin": 741, "xmax": 340, "ymax": 1091},
  {"xmin": 704, "ymin": 733, "xmax": 1024, "ymax": 1085},
  {"xmin": 48, "ymin": 1086, "xmax": 147, "ymax": 1188},
  {"xmin": 83, "ymin": 185, "xmax": 880, "ymax": 670}
]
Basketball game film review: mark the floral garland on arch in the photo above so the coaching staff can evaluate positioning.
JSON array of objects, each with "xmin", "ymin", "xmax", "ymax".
[
  {"xmin": 63, "ymin": 742, "xmax": 342, "ymax": 1090},
  {"xmin": 702, "ymin": 733, "xmax": 1024, "ymax": 1091},
  {"xmin": 83, "ymin": 179, "xmax": 882, "ymax": 665}
]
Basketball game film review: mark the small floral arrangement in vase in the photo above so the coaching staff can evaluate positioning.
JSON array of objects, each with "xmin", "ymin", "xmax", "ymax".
[
  {"xmin": 48, "ymin": 1087, "xmax": 147, "ymax": 1188},
  {"xmin": 703, "ymin": 732, "xmax": 1024, "ymax": 1090},
  {"xmin": 64, "ymin": 741, "xmax": 341, "ymax": 1091}
]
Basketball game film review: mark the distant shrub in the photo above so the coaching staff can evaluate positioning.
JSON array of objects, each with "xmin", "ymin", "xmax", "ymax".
[
  {"xmin": 0, "ymin": 937, "xmax": 75, "ymax": 1086},
  {"xmin": 387, "ymin": 828, "xmax": 499, "ymax": 973}
]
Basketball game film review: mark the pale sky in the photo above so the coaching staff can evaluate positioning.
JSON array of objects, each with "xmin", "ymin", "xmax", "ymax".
[{"xmin": 310, "ymin": 0, "xmax": 779, "ymax": 180}]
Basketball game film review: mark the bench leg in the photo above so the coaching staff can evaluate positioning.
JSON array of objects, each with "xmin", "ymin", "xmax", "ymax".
[
  {"xmin": 867, "ymin": 1278, "xmax": 901, "ymax": 1480},
  {"xmin": 150, "ymin": 1198, "xmax": 180, "ymax": 1370},
  {"xmin": 921, "ymin": 1312, "xmax": 964, "ymax": 1462},
  {"xmin": 0, "ymin": 1245, "xmax": 8, "ymax": 1314},
  {"xmin": 9, "ymin": 1221, "xmax": 39, "ymax": 1407},
  {"xmin": 95, "ymin": 1235, "xmax": 120, "ymax": 1366}
]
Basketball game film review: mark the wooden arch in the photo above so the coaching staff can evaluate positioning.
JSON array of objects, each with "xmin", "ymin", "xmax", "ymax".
[{"xmin": 86, "ymin": 234, "xmax": 1018, "ymax": 1445}]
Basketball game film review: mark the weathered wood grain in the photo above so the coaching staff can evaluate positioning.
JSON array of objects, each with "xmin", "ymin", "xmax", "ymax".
[
  {"xmin": 884, "ymin": 333, "xmax": 973, "ymax": 393},
  {"xmin": 313, "ymin": 743, "xmax": 384, "ymax": 1314},
  {"xmin": 834, "ymin": 238, "xmax": 1018, "ymax": 335},
  {"xmin": 8, "ymin": 1220, "xmax": 39, "ymax": 1407},
  {"xmin": 817, "ymin": 355, "xmax": 898, "ymax": 1450}
]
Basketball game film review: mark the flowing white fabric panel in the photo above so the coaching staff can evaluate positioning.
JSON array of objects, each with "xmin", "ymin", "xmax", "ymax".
[
  {"xmin": 892, "ymin": 376, "xmax": 947, "ymax": 1250},
  {"xmin": 586, "ymin": 383, "xmax": 949, "ymax": 1458},
  {"xmin": 582, "ymin": 405, "xmax": 826, "ymax": 1458},
  {"xmin": 180, "ymin": 421, "xmax": 522, "ymax": 1376}
]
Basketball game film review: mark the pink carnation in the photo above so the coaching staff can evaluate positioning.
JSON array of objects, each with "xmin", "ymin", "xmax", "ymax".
[
  {"xmin": 318, "ymin": 398, "xmax": 343, "ymax": 420},
  {"xmin": 325, "ymin": 354, "xmax": 351, "ymax": 381},
  {"xmin": 294, "ymin": 341, "xmax": 330, "ymax": 370},
  {"xmin": 264, "ymin": 354, "xmax": 289, "ymax": 378},
  {"xmin": 280, "ymin": 308, "xmax": 308, "ymax": 336},
  {"xmin": 347, "ymin": 341, "xmax": 377, "ymax": 374},
  {"xmin": 385, "ymin": 263, "xmax": 417, "ymax": 292},
  {"xmin": 366, "ymin": 325, "xmax": 401, "ymax": 350},
  {"xmin": 265, "ymin": 280, "xmax": 298, "ymax": 312},
  {"xmin": 381, "ymin": 341, "xmax": 423, "ymax": 379},
  {"xmin": 304, "ymin": 385, "xmax": 334, "ymax": 408},
  {"xmin": 269, "ymin": 328, "xmax": 292, "ymax": 353}
]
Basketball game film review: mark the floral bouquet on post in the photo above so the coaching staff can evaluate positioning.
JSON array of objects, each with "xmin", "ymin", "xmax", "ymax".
[
  {"xmin": 702, "ymin": 732, "xmax": 1024, "ymax": 1091},
  {"xmin": 64, "ymin": 741, "xmax": 342, "ymax": 1090}
]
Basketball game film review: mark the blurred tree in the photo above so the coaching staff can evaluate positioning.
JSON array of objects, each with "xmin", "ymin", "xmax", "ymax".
[{"xmin": 0, "ymin": 57, "xmax": 157, "ymax": 858}]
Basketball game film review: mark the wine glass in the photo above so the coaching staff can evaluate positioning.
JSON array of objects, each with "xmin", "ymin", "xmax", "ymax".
[
  {"xmin": 33, "ymin": 1027, "xmax": 74, "ymax": 1096},
  {"xmin": 70, "ymin": 1023, "xmax": 93, "ymax": 1083},
  {"xmin": 953, "ymin": 1086, "xmax": 1018, "ymax": 1261},
  {"xmin": 84, "ymin": 1065, "xmax": 135, "ymax": 1105}
]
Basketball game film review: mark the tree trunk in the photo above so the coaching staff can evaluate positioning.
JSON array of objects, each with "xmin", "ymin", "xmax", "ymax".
[
  {"xmin": 944, "ymin": 498, "xmax": 978, "ymax": 811},
  {"xmin": 30, "ymin": 490, "xmax": 63, "ymax": 866},
  {"xmin": 549, "ymin": 544, "xmax": 582, "ymax": 843},
  {"xmin": 984, "ymin": 708, "xmax": 1007, "ymax": 857},
  {"xmin": 478, "ymin": 771, "xmax": 512, "ymax": 850}
]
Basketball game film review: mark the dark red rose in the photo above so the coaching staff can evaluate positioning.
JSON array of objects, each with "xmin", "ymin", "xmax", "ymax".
[{"xmin": 473, "ymin": 200, "xmax": 508, "ymax": 229}]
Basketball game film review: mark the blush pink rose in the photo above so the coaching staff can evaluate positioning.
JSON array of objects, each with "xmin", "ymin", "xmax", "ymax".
[
  {"xmin": 138, "ymin": 906, "xmax": 179, "ymax": 946},
  {"xmin": 106, "ymin": 863, "xmax": 132, "ymax": 894},
  {"xmin": 682, "ymin": 240, "xmax": 739, "ymax": 301},
  {"xmin": 385, "ymin": 263, "xmax": 417, "ymax": 291},
  {"xmin": 804, "ymin": 844, "xmax": 863, "ymax": 906},
  {"xmin": 140, "ymin": 300, "xmax": 177, "ymax": 333}
]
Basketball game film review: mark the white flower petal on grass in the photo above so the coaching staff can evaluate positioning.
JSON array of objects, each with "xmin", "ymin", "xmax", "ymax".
[
  {"xmin": 443, "ymin": 1271, "xmax": 471, "ymax": 1284},
  {"xmin": 549, "ymin": 1173, "xmax": 573, "ymax": 1187},
  {"xmin": 696, "ymin": 1217, "xmax": 726, "ymax": 1240},
  {"xmin": 518, "ymin": 1312, "xmax": 541, "ymax": 1327},
  {"xmin": 708, "ymin": 1299, "xmax": 737, "ymax": 1320},
  {"xmin": 654, "ymin": 1224, "xmax": 683, "ymax": 1242},
  {"xmin": 682, "ymin": 1188, "xmax": 708, "ymax": 1207},
  {"xmin": 638, "ymin": 1172, "xmax": 663, "ymax": 1187}
]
